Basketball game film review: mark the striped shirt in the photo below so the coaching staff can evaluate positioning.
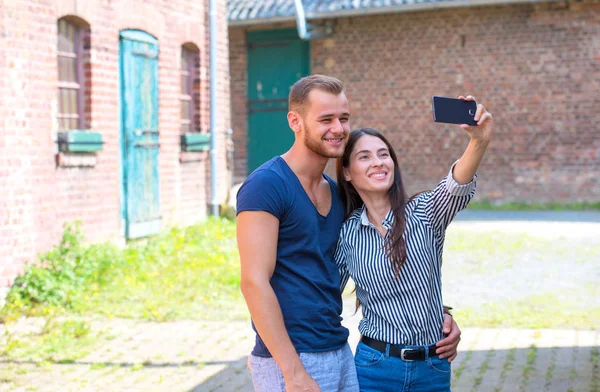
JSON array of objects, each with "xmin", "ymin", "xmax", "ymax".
[{"xmin": 334, "ymin": 163, "xmax": 476, "ymax": 346}]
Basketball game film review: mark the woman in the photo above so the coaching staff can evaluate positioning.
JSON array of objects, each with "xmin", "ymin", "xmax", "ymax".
[{"xmin": 334, "ymin": 96, "xmax": 493, "ymax": 391}]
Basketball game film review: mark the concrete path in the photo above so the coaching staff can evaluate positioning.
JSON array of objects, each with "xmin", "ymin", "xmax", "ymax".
[{"xmin": 1, "ymin": 303, "xmax": 598, "ymax": 392}]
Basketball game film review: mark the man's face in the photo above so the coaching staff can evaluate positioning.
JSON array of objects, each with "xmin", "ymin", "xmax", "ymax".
[{"xmin": 298, "ymin": 90, "xmax": 351, "ymax": 159}]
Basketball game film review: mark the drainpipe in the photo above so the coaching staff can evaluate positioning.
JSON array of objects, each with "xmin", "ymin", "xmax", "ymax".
[
  {"xmin": 293, "ymin": 0, "xmax": 332, "ymax": 40},
  {"xmin": 209, "ymin": 0, "xmax": 219, "ymax": 216}
]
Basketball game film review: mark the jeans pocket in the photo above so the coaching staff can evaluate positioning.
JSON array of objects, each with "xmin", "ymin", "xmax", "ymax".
[
  {"xmin": 427, "ymin": 355, "xmax": 451, "ymax": 374},
  {"xmin": 250, "ymin": 355, "xmax": 285, "ymax": 392},
  {"xmin": 354, "ymin": 343, "xmax": 385, "ymax": 368},
  {"xmin": 249, "ymin": 354, "xmax": 264, "ymax": 372}
]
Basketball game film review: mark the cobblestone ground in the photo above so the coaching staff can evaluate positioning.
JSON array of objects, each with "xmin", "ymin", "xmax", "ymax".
[
  {"xmin": 1, "ymin": 212, "xmax": 599, "ymax": 391},
  {"xmin": 1, "ymin": 312, "xmax": 598, "ymax": 392}
]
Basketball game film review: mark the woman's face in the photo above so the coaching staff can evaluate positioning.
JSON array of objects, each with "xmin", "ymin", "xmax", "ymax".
[{"xmin": 343, "ymin": 135, "xmax": 395, "ymax": 196}]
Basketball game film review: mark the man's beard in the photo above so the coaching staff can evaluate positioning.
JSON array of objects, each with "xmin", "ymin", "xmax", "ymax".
[{"xmin": 302, "ymin": 124, "xmax": 344, "ymax": 159}]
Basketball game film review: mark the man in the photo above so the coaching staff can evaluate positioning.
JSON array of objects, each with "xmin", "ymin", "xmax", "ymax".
[{"xmin": 236, "ymin": 75, "xmax": 460, "ymax": 392}]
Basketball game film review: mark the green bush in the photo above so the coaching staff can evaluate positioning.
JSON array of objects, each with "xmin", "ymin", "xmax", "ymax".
[
  {"xmin": 5, "ymin": 222, "xmax": 122, "ymax": 312},
  {"xmin": 2, "ymin": 218, "xmax": 243, "ymax": 322}
]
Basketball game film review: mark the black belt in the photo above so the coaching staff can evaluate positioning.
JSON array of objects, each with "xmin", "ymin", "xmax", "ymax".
[{"xmin": 360, "ymin": 336, "xmax": 438, "ymax": 361}]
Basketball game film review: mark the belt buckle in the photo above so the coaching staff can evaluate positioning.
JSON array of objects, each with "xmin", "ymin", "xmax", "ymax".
[{"xmin": 400, "ymin": 348, "xmax": 414, "ymax": 362}]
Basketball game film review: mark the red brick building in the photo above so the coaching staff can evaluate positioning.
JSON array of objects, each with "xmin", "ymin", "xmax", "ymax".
[
  {"xmin": 228, "ymin": 0, "xmax": 600, "ymax": 203},
  {"xmin": 0, "ymin": 0, "xmax": 231, "ymax": 294}
]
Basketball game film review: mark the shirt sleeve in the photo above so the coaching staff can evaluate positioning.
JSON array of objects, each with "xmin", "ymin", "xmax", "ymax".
[
  {"xmin": 236, "ymin": 169, "xmax": 287, "ymax": 220},
  {"xmin": 334, "ymin": 224, "xmax": 351, "ymax": 292},
  {"xmin": 423, "ymin": 160, "xmax": 477, "ymax": 239}
]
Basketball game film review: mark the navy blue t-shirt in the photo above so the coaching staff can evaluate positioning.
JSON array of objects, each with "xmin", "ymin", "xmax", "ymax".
[{"xmin": 236, "ymin": 156, "xmax": 349, "ymax": 357}]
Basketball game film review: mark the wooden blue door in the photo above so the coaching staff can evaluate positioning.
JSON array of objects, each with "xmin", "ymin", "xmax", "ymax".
[
  {"xmin": 119, "ymin": 30, "xmax": 160, "ymax": 239},
  {"xmin": 247, "ymin": 29, "xmax": 310, "ymax": 173}
]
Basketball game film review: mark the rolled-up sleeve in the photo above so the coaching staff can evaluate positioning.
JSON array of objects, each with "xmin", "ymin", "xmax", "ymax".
[{"xmin": 424, "ymin": 160, "xmax": 477, "ymax": 239}]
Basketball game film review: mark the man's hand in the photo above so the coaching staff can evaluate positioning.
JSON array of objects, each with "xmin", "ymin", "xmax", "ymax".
[
  {"xmin": 285, "ymin": 369, "xmax": 321, "ymax": 392},
  {"xmin": 436, "ymin": 314, "xmax": 461, "ymax": 362}
]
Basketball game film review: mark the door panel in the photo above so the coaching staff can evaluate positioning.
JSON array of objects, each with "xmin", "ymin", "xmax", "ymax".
[
  {"xmin": 247, "ymin": 29, "xmax": 310, "ymax": 173},
  {"xmin": 120, "ymin": 30, "xmax": 160, "ymax": 239}
]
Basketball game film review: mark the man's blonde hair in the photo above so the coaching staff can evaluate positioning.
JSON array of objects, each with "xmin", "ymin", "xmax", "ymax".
[{"xmin": 288, "ymin": 74, "xmax": 344, "ymax": 116}]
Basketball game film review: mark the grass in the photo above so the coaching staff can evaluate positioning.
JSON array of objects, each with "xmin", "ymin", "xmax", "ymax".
[
  {"xmin": 494, "ymin": 348, "xmax": 516, "ymax": 392},
  {"xmin": 455, "ymin": 291, "xmax": 600, "ymax": 329},
  {"xmin": 1, "ymin": 318, "xmax": 97, "ymax": 362},
  {"xmin": 452, "ymin": 350, "xmax": 471, "ymax": 381},
  {"xmin": 2, "ymin": 218, "xmax": 244, "ymax": 323},
  {"xmin": 443, "ymin": 228, "xmax": 600, "ymax": 329},
  {"xmin": 520, "ymin": 345, "xmax": 538, "ymax": 391},
  {"xmin": 443, "ymin": 229, "xmax": 595, "ymax": 271},
  {"xmin": 79, "ymin": 220, "xmax": 244, "ymax": 322},
  {"xmin": 90, "ymin": 362, "xmax": 107, "ymax": 370},
  {"xmin": 592, "ymin": 347, "xmax": 599, "ymax": 392},
  {"xmin": 471, "ymin": 350, "xmax": 493, "ymax": 391},
  {"xmin": 2, "ymin": 212, "xmax": 598, "ymax": 368},
  {"xmin": 0, "ymin": 218, "xmax": 244, "ymax": 362},
  {"xmin": 544, "ymin": 347, "xmax": 558, "ymax": 390},
  {"xmin": 446, "ymin": 230, "xmax": 554, "ymax": 254},
  {"xmin": 467, "ymin": 200, "xmax": 600, "ymax": 211}
]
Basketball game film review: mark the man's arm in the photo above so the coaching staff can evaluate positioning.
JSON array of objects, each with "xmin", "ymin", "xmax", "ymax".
[
  {"xmin": 436, "ymin": 313, "xmax": 461, "ymax": 362},
  {"xmin": 237, "ymin": 211, "xmax": 320, "ymax": 392}
]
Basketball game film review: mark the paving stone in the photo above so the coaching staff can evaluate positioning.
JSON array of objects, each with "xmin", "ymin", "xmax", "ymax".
[
  {"xmin": 496, "ymin": 328, "xmax": 536, "ymax": 392},
  {"xmin": 464, "ymin": 328, "xmax": 511, "ymax": 391},
  {"xmin": 2, "ymin": 324, "xmax": 597, "ymax": 391}
]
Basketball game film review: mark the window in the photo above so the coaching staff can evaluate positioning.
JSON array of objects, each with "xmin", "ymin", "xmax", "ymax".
[
  {"xmin": 57, "ymin": 18, "xmax": 85, "ymax": 131},
  {"xmin": 180, "ymin": 45, "xmax": 200, "ymax": 133}
]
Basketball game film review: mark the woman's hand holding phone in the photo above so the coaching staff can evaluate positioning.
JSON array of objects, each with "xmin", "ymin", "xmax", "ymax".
[{"xmin": 457, "ymin": 95, "xmax": 493, "ymax": 145}]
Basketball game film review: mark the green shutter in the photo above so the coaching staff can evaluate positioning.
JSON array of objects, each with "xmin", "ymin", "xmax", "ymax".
[
  {"xmin": 57, "ymin": 130, "xmax": 104, "ymax": 152},
  {"xmin": 181, "ymin": 132, "xmax": 210, "ymax": 152}
]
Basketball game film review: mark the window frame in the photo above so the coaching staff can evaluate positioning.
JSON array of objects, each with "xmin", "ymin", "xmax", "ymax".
[
  {"xmin": 180, "ymin": 46, "xmax": 199, "ymax": 134},
  {"xmin": 57, "ymin": 18, "xmax": 85, "ymax": 131}
]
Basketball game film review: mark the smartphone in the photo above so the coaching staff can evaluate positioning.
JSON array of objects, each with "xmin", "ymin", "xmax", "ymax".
[{"xmin": 432, "ymin": 96, "xmax": 478, "ymax": 126}]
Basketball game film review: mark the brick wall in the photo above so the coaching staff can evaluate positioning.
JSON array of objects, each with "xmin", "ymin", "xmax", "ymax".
[
  {"xmin": 0, "ymin": 0, "xmax": 231, "ymax": 291},
  {"xmin": 229, "ymin": 1, "xmax": 600, "ymax": 202}
]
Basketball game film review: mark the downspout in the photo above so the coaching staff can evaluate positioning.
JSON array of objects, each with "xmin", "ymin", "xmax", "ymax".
[
  {"xmin": 209, "ymin": 0, "xmax": 219, "ymax": 216},
  {"xmin": 293, "ymin": 0, "xmax": 332, "ymax": 40}
]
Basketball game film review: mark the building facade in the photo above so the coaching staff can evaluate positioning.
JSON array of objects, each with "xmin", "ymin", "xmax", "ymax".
[
  {"xmin": 228, "ymin": 0, "xmax": 600, "ymax": 203},
  {"xmin": 0, "ymin": 0, "xmax": 231, "ymax": 293}
]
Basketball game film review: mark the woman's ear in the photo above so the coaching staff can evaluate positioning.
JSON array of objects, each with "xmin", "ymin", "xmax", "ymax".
[{"xmin": 343, "ymin": 168, "xmax": 351, "ymax": 182}]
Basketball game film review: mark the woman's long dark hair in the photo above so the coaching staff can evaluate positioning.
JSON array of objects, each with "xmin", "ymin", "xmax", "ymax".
[{"xmin": 336, "ymin": 128, "xmax": 409, "ymax": 277}]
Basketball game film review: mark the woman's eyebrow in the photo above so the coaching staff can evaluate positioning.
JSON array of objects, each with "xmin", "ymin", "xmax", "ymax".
[{"xmin": 354, "ymin": 148, "xmax": 388, "ymax": 156}]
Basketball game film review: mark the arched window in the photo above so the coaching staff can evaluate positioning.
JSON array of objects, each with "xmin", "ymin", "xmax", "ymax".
[
  {"xmin": 180, "ymin": 44, "xmax": 200, "ymax": 133},
  {"xmin": 57, "ymin": 17, "xmax": 91, "ymax": 130}
]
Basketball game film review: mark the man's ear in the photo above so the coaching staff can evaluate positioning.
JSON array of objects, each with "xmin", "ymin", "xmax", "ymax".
[{"xmin": 287, "ymin": 110, "xmax": 302, "ymax": 134}]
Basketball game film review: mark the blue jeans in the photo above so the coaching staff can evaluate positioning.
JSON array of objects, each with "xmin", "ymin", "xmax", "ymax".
[
  {"xmin": 250, "ymin": 343, "xmax": 359, "ymax": 392},
  {"xmin": 354, "ymin": 341, "xmax": 451, "ymax": 392}
]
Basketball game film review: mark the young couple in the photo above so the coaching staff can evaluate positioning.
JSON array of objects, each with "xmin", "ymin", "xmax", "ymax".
[{"xmin": 236, "ymin": 75, "xmax": 493, "ymax": 392}]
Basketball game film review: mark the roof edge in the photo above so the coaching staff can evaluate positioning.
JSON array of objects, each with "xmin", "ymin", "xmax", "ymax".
[
  {"xmin": 229, "ymin": 15, "xmax": 296, "ymax": 27},
  {"xmin": 229, "ymin": 0, "xmax": 558, "ymax": 27}
]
